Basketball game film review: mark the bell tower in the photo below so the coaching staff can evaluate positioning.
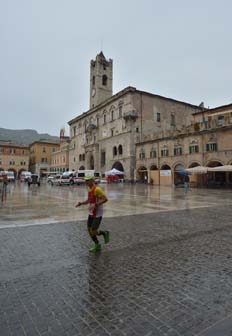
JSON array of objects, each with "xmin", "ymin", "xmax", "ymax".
[{"xmin": 90, "ymin": 52, "xmax": 113, "ymax": 109}]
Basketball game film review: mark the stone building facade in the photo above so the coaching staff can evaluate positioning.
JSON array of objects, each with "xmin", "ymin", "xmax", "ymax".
[
  {"xmin": 136, "ymin": 104, "xmax": 232, "ymax": 186},
  {"xmin": 0, "ymin": 141, "xmax": 29, "ymax": 177},
  {"xmin": 68, "ymin": 52, "xmax": 201, "ymax": 180}
]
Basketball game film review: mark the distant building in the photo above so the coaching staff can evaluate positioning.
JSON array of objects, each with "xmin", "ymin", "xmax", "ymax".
[
  {"xmin": 50, "ymin": 137, "xmax": 70, "ymax": 173},
  {"xmin": 29, "ymin": 140, "xmax": 60, "ymax": 175},
  {"xmin": 0, "ymin": 141, "xmax": 29, "ymax": 177}
]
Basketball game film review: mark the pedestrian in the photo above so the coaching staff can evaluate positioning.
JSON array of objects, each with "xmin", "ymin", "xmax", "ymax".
[
  {"xmin": 1, "ymin": 172, "xmax": 8, "ymax": 202},
  {"xmin": 75, "ymin": 175, "xmax": 109, "ymax": 252},
  {"xmin": 184, "ymin": 174, "xmax": 190, "ymax": 193}
]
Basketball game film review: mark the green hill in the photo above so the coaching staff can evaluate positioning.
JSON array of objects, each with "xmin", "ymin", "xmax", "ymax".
[{"xmin": 0, "ymin": 128, "xmax": 59, "ymax": 145}]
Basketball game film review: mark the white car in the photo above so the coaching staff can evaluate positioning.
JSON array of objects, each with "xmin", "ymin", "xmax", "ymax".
[
  {"xmin": 47, "ymin": 175, "xmax": 56, "ymax": 183},
  {"xmin": 51, "ymin": 174, "xmax": 62, "ymax": 186}
]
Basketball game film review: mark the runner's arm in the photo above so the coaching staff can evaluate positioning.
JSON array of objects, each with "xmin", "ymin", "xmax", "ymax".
[{"xmin": 75, "ymin": 199, "xmax": 89, "ymax": 207}]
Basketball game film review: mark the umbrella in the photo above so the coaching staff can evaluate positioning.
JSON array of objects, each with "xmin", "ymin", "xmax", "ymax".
[{"xmin": 105, "ymin": 168, "xmax": 124, "ymax": 176}]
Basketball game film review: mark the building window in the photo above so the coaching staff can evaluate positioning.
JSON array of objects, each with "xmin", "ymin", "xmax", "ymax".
[
  {"xmin": 10, "ymin": 149, "xmax": 16, "ymax": 154},
  {"xmin": 101, "ymin": 151, "xmax": 106, "ymax": 167},
  {"xmin": 111, "ymin": 129, "xmax": 114, "ymax": 137},
  {"xmin": 41, "ymin": 158, "xmax": 48, "ymax": 163},
  {"xmin": 217, "ymin": 116, "xmax": 224, "ymax": 127},
  {"xmin": 113, "ymin": 146, "xmax": 117, "ymax": 156},
  {"xmin": 157, "ymin": 112, "xmax": 161, "ymax": 122},
  {"xmin": 161, "ymin": 149, "xmax": 169, "ymax": 157},
  {"xmin": 92, "ymin": 76, "xmax": 95, "ymax": 85},
  {"xmin": 102, "ymin": 75, "xmax": 107, "ymax": 86},
  {"xmin": 171, "ymin": 113, "xmax": 175, "ymax": 126},
  {"xmin": 189, "ymin": 145, "xmax": 199, "ymax": 153},
  {"xmin": 73, "ymin": 126, "xmax": 77, "ymax": 137},
  {"xmin": 174, "ymin": 147, "xmax": 183, "ymax": 156},
  {"xmin": 42, "ymin": 147, "xmax": 46, "ymax": 153},
  {"xmin": 206, "ymin": 143, "xmax": 218, "ymax": 152},
  {"xmin": 150, "ymin": 149, "xmax": 156, "ymax": 158},
  {"xmin": 103, "ymin": 114, "xmax": 106, "ymax": 124},
  {"xmin": 111, "ymin": 110, "xmax": 114, "ymax": 121},
  {"xmin": 118, "ymin": 106, "xmax": 123, "ymax": 118},
  {"xmin": 118, "ymin": 145, "xmax": 123, "ymax": 155}
]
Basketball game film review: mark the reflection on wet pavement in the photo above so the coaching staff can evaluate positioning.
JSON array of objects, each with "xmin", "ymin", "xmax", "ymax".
[{"xmin": 0, "ymin": 181, "xmax": 232, "ymax": 228}]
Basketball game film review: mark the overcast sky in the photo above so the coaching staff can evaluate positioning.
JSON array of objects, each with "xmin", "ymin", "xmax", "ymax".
[{"xmin": 0, "ymin": 0, "xmax": 232, "ymax": 136}]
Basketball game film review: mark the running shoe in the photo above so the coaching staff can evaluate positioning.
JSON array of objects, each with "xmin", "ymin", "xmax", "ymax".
[
  {"xmin": 89, "ymin": 244, "xmax": 101, "ymax": 253},
  {"xmin": 104, "ymin": 231, "xmax": 110, "ymax": 244}
]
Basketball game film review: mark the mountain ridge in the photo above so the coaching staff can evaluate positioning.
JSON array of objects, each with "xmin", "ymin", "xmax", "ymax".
[{"xmin": 0, "ymin": 128, "xmax": 60, "ymax": 145}]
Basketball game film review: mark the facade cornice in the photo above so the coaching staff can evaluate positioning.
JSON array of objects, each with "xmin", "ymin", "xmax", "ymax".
[
  {"xmin": 0, "ymin": 142, "xmax": 29, "ymax": 149},
  {"xmin": 193, "ymin": 103, "xmax": 232, "ymax": 115},
  {"xmin": 29, "ymin": 141, "xmax": 60, "ymax": 147},
  {"xmin": 136, "ymin": 125, "xmax": 232, "ymax": 146}
]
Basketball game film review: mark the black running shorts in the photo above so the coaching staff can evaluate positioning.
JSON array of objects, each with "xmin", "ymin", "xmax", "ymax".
[{"xmin": 87, "ymin": 216, "xmax": 102, "ymax": 230}]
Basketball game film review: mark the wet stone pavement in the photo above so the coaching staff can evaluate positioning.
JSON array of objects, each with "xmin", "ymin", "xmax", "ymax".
[{"xmin": 1, "ymin": 183, "xmax": 232, "ymax": 335}]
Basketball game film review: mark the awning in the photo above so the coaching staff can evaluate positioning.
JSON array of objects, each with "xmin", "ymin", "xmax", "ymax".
[
  {"xmin": 208, "ymin": 165, "xmax": 232, "ymax": 172},
  {"xmin": 186, "ymin": 166, "xmax": 208, "ymax": 174}
]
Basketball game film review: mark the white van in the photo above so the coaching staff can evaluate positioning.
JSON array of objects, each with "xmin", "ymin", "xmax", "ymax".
[
  {"xmin": 6, "ymin": 171, "xmax": 15, "ymax": 182},
  {"xmin": 20, "ymin": 171, "xmax": 32, "ymax": 182},
  {"xmin": 74, "ymin": 170, "xmax": 101, "ymax": 184}
]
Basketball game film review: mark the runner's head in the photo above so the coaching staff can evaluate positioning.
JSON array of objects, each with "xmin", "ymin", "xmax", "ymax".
[{"xmin": 84, "ymin": 175, "xmax": 95, "ymax": 187}]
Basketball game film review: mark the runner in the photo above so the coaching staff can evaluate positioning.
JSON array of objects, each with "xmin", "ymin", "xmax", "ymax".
[{"xmin": 75, "ymin": 175, "xmax": 109, "ymax": 252}]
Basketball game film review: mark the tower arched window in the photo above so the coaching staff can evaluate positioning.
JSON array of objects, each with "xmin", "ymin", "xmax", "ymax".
[
  {"xmin": 92, "ymin": 76, "xmax": 95, "ymax": 85},
  {"xmin": 118, "ymin": 145, "xmax": 123, "ymax": 155},
  {"xmin": 102, "ymin": 75, "xmax": 107, "ymax": 86}
]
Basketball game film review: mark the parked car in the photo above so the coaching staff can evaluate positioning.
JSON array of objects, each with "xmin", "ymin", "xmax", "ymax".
[
  {"xmin": 59, "ymin": 171, "xmax": 76, "ymax": 185},
  {"xmin": 51, "ymin": 174, "xmax": 62, "ymax": 186},
  {"xmin": 28, "ymin": 174, "xmax": 40, "ymax": 186},
  {"xmin": 20, "ymin": 171, "xmax": 32, "ymax": 182},
  {"xmin": 47, "ymin": 174, "xmax": 57, "ymax": 183}
]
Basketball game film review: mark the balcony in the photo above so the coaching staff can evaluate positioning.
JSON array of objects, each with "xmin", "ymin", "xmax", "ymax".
[
  {"xmin": 86, "ymin": 124, "xmax": 97, "ymax": 133},
  {"xmin": 123, "ymin": 110, "xmax": 139, "ymax": 120}
]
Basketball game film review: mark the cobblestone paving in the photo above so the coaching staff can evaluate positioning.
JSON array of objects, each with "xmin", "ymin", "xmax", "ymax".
[{"xmin": 1, "ymin": 205, "xmax": 232, "ymax": 335}]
